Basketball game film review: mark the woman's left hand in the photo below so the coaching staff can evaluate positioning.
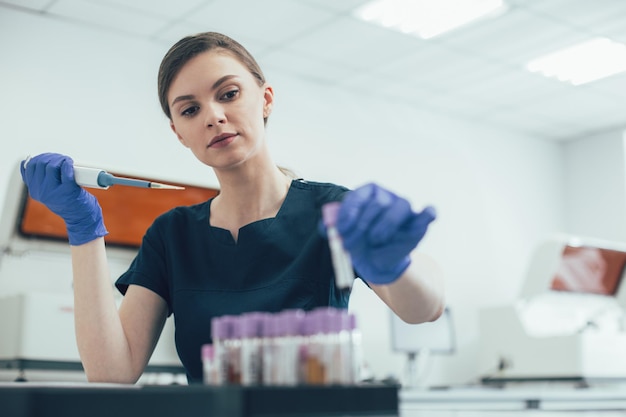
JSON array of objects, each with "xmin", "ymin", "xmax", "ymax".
[{"xmin": 336, "ymin": 183, "xmax": 436, "ymax": 285}]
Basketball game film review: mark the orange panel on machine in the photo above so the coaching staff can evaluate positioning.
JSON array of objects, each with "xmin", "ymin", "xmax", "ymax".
[
  {"xmin": 19, "ymin": 174, "xmax": 219, "ymax": 248},
  {"xmin": 550, "ymin": 245, "xmax": 626, "ymax": 296}
]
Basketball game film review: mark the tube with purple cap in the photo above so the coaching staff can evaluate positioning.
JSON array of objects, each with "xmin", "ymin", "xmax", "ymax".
[{"xmin": 322, "ymin": 202, "xmax": 355, "ymax": 290}]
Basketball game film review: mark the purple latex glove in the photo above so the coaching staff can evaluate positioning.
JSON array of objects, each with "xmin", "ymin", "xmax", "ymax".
[
  {"xmin": 336, "ymin": 183, "xmax": 436, "ymax": 285},
  {"xmin": 20, "ymin": 153, "xmax": 107, "ymax": 246}
]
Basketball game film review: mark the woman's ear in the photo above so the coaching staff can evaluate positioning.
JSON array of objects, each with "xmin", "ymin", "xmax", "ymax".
[
  {"xmin": 263, "ymin": 85, "xmax": 274, "ymax": 119},
  {"xmin": 170, "ymin": 121, "xmax": 189, "ymax": 148}
]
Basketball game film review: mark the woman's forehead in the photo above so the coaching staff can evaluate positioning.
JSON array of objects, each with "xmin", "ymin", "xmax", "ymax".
[{"xmin": 170, "ymin": 51, "xmax": 251, "ymax": 91}]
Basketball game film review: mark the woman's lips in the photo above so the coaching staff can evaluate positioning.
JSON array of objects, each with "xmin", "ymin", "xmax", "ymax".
[{"xmin": 209, "ymin": 133, "xmax": 237, "ymax": 148}]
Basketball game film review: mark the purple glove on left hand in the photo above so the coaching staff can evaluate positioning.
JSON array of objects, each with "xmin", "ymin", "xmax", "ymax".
[
  {"xmin": 335, "ymin": 183, "xmax": 436, "ymax": 285},
  {"xmin": 20, "ymin": 153, "xmax": 107, "ymax": 246}
]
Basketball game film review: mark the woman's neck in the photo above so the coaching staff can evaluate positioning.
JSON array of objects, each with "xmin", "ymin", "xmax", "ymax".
[{"xmin": 210, "ymin": 161, "xmax": 292, "ymax": 237}]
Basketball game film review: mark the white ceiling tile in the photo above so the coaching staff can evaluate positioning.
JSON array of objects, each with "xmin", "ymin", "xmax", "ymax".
[
  {"xmin": 48, "ymin": 0, "xmax": 169, "ymax": 36},
  {"xmin": 338, "ymin": 70, "xmax": 444, "ymax": 101},
  {"xmin": 149, "ymin": 21, "xmax": 213, "ymax": 47},
  {"xmin": 364, "ymin": 44, "xmax": 499, "ymax": 90},
  {"xmin": 0, "ymin": 0, "xmax": 52, "ymax": 11},
  {"xmin": 284, "ymin": 16, "xmax": 428, "ymax": 72},
  {"xmin": 298, "ymin": 0, "xmax": 371, "ymax": 13},
  {"xmin": 455, "ymin": 69, "xmax": 575, "ymax": 108},
  {"xmin": 515, "ymin": 89, "xmax": 626, "ymax": 129},
  {"xmin": 152, "ymin": 21, "xmax": 274, "ymax": 58},
  {"xmin": 440, "ymin": 8, "xmax": 588, "ymax": 65},
  {"xmin": 183, "ymin": 0, "xmax": 337, "ymax": 46},
  {"xmin": 522, "ymin": 0, "xmax": 626, "ymax": 27},
  {"xmin": 86, "ymin": 0, "xmax": 207, "ymax": 20},
  {"xmin": 537, "ymin": 125, "xmax": 598, "ymax": 142},
  {"xmin": 418, "ymin": 93, "xmax": 493, "ymax": 119},
  {"xmin": 604, "ymin": 16, "xmax": 626, "ymax": 42},
  {"xmin": 480, "ymin": 108, "xmax": 585, "ymax": 140},
  {"xmin": 260, "ymin": 48, "xmax": 356, "ymax": 86},
  {"xmin": 586, "ymin": 73, "xmax": 626, "ymax": 100}
]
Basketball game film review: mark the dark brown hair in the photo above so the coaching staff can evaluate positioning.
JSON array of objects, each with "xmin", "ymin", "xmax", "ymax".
[{"xmin": 157, "ymin": 32, "xmax": 266, "ymax": 121}]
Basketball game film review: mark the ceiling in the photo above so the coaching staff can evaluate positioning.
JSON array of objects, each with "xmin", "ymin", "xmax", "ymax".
[{"xmin": 3, "ymin": 0, "xmax": 626, "ymax": 141}]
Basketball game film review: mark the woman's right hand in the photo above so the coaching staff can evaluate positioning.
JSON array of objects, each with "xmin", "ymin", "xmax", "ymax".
[{"xmin": 20, "ymin": 153, "xmax": 107, "ymax": 245}]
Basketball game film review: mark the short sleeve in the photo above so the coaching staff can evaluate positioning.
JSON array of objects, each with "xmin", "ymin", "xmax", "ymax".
[{"xmin": 115, "ymin": 219, "xmax": 172, "ymax": 315}]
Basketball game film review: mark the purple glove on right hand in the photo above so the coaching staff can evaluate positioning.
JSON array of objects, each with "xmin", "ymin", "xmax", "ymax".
[
  {"xmin": 336, "ymin": 183, "xmax": 436, "ymax": 285},
  {"xmin": 20, "ymin": 153, "xmax": 107, "ymax": 246}
]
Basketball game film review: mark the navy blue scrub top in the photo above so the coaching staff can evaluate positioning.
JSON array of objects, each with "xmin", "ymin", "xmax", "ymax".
[{"xmin": 115, "ymin": 179, "xmax": 352, "ymax": 382}]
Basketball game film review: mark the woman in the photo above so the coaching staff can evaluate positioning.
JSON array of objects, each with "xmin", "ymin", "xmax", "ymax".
[{"xmin": 20, "ymin": 32, "xmax": 444, "ymax": 384}]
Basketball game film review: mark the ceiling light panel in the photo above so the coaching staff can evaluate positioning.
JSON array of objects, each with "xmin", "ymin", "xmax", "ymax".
[
  {"xmin": 526, "ymin": 37, "xmax": 626, "ymax": 85},
  {"xmin": 354, "ymin": 0, "xmax": 507, "ymax": 39}
]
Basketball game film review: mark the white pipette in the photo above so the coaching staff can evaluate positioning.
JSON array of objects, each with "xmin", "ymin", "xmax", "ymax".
[
  {"xmin": 21, "ymin": 156, "xmax": 183, "ymax": 190},
  {"xmin": 322, "ymin": 202, "xmax": 354, "ymax": 290},
  {"xmin": 73, "ymin": 166, "xmax": 184, "ymax": 190}
]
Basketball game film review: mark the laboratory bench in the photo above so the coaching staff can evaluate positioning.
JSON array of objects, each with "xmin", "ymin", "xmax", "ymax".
[
  {"xmin": 399, "ymin": 385, "xmax": 626, "ymax": 416},
  {"xmin": 0, "ymin": 383, "xmax": 399, "ymax": 417},
  {"xmin": 3, "ymin": 382, "xmax": 626, "ymax": 417}
]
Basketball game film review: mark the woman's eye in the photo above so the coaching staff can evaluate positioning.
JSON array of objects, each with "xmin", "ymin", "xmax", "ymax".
[
  {"xmin": 181, "ymin": 105, "xmax": 199, "ymax": 117},
  {"xmin": 221, "ymin": 89, "xmax": 239, "ymax": 101}
]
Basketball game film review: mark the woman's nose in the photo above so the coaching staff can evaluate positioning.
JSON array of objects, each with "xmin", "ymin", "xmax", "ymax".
[{"xmin": 204, "ymin": 103, "xmax": 226, "ymax": 127}]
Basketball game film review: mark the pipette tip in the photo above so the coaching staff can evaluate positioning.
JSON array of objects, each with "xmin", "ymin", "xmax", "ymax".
[{"xmin": 149, "ymin": 182, "xmax": 185, "ymax": 190}]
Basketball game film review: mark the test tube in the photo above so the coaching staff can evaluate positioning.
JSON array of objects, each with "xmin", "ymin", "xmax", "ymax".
[
  {"xmin": 227, "ymin": 316, "xmax": 243, "ymax": 384},
  {"xmin": 240, "ymin": 312, "xmax": 264, "ymax": 386},
  {"xmin": 348, "ymin": 313, "xmax": 364, "ymax": 384},
  {"xmin": 303, "ymin": 311, "xmax": 325, "ymax": 385},
  {"xmin": 321, "ymin": 308, "xmax": 342, "ymax": 385},
  {"xmin": 211, "ymin": 316, "xmax": 227, "ymax": 385},
  {"xmin": 261, "ymin": 314, "xmax": 280, "ymax": 386},
  {"xmin": 201, "ymin": 344, "xmax": 218, "ymax": 385},
  {"xmin": 322, "ymin": 202, "xmax": 354, "ymax": 289},
  {"xmin": 277, "ymin": 309, "xmax": 305, "ymax": 386},
  {"xmin": 212, "ymin": 315, "xmax": 242, "ymax": 385}
]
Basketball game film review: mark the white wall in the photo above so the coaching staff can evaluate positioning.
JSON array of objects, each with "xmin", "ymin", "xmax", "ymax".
[
  {"xmin": 563, "ymin": 129, "xmax": 626, "ymax": 242},
  {"xmin": 0, "ymin": 9, "xmax": 567, "ymax": 385}
]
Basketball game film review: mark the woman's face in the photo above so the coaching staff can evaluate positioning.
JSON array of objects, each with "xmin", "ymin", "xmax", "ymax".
[{"xmin": 168, "ymin": 50, "xmax": 273, "ymax": 170}]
